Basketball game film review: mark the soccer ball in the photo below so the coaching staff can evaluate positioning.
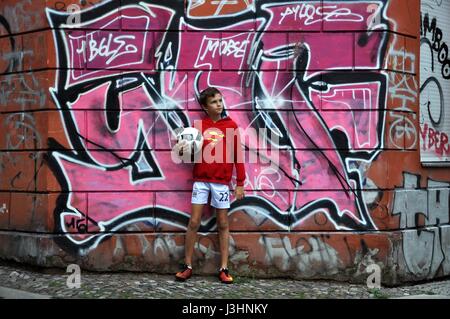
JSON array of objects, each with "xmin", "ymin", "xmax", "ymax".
[{"xmin": 175, "ymin": 127, "xmax": 203, "ymax": 158}]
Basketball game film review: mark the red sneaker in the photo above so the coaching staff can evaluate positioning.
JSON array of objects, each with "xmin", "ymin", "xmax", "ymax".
[
  {"xmin": 175, "ymin": 264, "xmax": 192, "ymax": 281},
  {"xmin": 219, "ymin": 268, "xmax": 233, "ymax": 284}
]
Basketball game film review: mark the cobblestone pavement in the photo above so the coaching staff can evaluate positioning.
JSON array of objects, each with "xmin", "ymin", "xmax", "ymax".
[{"xmin": 1, "ymin": 260, "xmax": 450, "ymax": 299}]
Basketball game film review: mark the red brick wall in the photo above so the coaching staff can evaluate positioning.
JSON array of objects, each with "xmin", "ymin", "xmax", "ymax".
[{"xmin": 0, "ymin": 0, "xmax": 449, "ymax": 284}]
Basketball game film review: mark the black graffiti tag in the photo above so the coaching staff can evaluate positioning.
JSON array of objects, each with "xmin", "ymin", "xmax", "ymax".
[{"xmin": 421, "ymin": 13, "xmax": 450, "ymax": 79}]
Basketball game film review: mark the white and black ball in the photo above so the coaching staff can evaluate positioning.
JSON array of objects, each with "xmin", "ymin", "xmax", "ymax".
[{"xmin": 175, "ymin": 127, "xmax": 203, "ymax": 158}]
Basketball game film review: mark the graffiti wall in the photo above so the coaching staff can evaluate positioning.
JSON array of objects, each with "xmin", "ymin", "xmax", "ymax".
[
  {"xmin": 0, "ymin": 0, "xmax": 449, "ymax": 284},
  {"xmin": 420, "ymin": 0, "xmax": 450, "ymax": 164}
]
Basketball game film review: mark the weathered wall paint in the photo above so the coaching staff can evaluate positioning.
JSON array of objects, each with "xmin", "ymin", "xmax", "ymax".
[
  {"xmin": 0, "ymin": 0, "xmax": 449, "ymax": 285},
  {"xmin": 420, "ymin": 0, "xmax": 450, "ymax": 164}
]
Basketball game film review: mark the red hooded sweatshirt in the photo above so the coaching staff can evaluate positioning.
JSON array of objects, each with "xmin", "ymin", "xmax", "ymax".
[{"xmin": 193, "ymin": 115, "xmax": 246, "ymax": 187}]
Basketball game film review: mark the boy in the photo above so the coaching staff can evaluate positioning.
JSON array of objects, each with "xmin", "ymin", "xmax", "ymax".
[{"xmin": 175, "ymin": 87, "xmax": 245, "ymax": 284}]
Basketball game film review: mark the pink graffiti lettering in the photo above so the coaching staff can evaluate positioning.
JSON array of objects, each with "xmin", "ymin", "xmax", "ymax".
[
  {"xmin": 46, "ymin": 1, "xmax": 389, "ymax": 250},
  {"xmin": 198, "ymin": 35, "xmax": 250, "ymax": 61},
  {"xmin": 70, "ymin": 31, "xmax": 146, "ymax": 69},
  {"xmin": 420, "ymin": 123, "xmax": 450, "ymax": 156},
  {"xmin": 279, "ymin": 4, "xmax": 364, "ymax": 26},
  {"xmin": 86, "ymin": 33, "xmax": 139, "ymax": 65}
]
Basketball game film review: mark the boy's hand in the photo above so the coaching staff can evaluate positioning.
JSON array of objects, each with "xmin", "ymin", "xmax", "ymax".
[{"xmin": 234, "ymin": 186, "xmax": 244, "ymax": 200}]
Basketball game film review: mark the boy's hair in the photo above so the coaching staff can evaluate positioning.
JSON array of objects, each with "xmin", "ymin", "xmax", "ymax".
[{"xmin": 198, "ymin": 87, "xmax": 222, "ymax": 107}]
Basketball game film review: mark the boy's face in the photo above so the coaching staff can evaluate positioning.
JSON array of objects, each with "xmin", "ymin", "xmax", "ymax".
[{"xmin": 203, "ymin": 93, "xmax": 223, "ymax": 118}]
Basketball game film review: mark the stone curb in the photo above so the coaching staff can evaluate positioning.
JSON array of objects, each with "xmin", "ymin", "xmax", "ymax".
[
  {"xmin": 392, "ymin": 294, "xmax": 450, "ymax": 299},
  {"xmin": 0, "ymin": 286, "xmax": 52, "ymax": 299}
]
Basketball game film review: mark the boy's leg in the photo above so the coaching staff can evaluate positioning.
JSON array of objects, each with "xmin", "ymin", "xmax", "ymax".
[
  {"xmin": 210, "ymin": 183, "xmax": 231, "ymax": 270},
  {"xmin": 175, "ymin": 203, "xmax": 204, "ymax": 281},
  {"xmin": 176, "ymin": 182, "xmax": 209, "ymax": 281},
  {"xmin": 216, "ymin": 208, "xmax": 230, "ymax": 269},
  {"xmin": 184, "ymin": 203, "xmax": 204, "ymax": 266},
  {"xmin": 216, "ymin": 207, "xmax": 234, "ymax": 284},
  {"xmin": 185, "ymin": 182, "xmax": 210, "ymax": 266}
]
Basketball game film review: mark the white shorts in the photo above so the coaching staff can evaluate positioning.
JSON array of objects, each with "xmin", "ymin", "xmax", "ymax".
[{"xmin": 191, "ymin": 182, "xmax": 230, "ymax": 209}]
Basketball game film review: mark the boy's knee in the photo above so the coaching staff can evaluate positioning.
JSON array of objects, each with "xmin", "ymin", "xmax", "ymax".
[
  {"xmin": 188, "ymin": 219, "xmax": 201, "ymax": 231},
  {"xmin": 217, "ymin": 220, "xmax": 229, "ymax": 231}
]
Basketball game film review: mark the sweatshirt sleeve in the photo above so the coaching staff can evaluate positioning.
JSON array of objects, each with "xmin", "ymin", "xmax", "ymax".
[{"xmin": 234, "ymin": 126, "xmax": 246, "ymax": 187}]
